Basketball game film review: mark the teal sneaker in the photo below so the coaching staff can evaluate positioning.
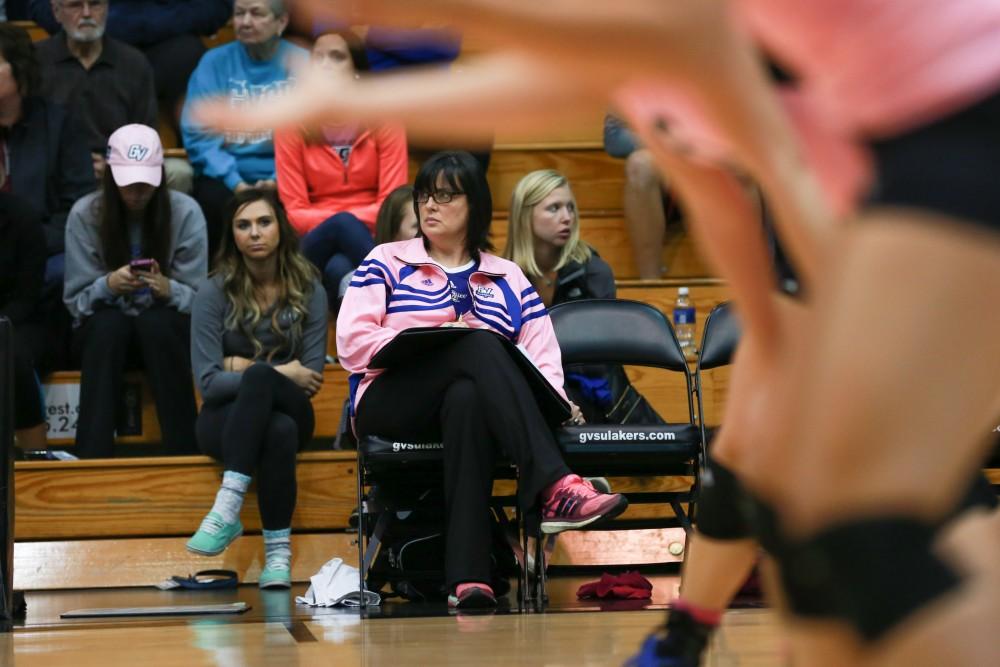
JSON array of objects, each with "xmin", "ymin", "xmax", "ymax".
[
  {"xmin": 259, "ymin": 560, "xmax": 292, "ymax": 589},
  {"xmin": 186, "ymin": 512, "xmax": 243, "ymax": 556}
]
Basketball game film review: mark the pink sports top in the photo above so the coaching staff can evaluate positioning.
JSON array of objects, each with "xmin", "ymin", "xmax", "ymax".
[{"xmin": 739, "ymin": 0, "xmax": 1000, "ymax": 137}]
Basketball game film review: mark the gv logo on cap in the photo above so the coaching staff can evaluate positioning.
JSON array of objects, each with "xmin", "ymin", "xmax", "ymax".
[{"xmin": 127, "ymin": 144, "xmax": 150, "ymax": 162}]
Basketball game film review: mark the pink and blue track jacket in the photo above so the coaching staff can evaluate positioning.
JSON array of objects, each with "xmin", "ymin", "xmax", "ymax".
[{"xmin": 336, "ymin": 237, "xmax": 568, "ymax": 417}]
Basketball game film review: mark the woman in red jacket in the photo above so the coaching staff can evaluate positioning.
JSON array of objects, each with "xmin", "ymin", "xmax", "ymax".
[{"xmin": 275, "ymin": 29, "xmax": 408, "ymax": 310}]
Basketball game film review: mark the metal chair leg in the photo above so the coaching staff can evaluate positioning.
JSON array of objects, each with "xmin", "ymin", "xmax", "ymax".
[
  {"xmin": 533, "ymin": 527, "xmax": 545, "ymax": 611},
  {"xmin": 514, "ymin": 503, "xmax": 525, "ymax": 612},
  {"xmin": 356, "ymin": 466, "xmax": 367, "ymax": 615}
]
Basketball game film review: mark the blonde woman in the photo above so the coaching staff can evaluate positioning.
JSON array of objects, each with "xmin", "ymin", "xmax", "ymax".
[
  {"xmin": 188, "ymin": 188, "xmax": 327, "ymax": 589},
  {"xmin": 505, "ymin": 169, "xmax": 614, "ymax": 308}
]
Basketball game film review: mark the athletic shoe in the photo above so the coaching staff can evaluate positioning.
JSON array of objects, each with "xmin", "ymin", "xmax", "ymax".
[
  {"xmin": 259, "ymin": 561, "xmax": 292, "ymax": 589},
  {"xmin": 624, "ymin": 608, "xmax": 714, "ymax": 667},
  {"xmin": 447, "ymin": 584, "xmax": 497, "ymax": 612},
  {"xmin": 540, "ymin": 475, "xmax": 628, "ymax": 534},
  {"xmin": 186, "ymin": 512, "xmax": 243, "ymax": 556}
]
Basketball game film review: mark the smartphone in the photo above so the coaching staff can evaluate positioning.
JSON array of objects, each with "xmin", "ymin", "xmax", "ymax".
[{"xmin": 129, "ymin": 258, "xmax": 155, "ymax": 273}]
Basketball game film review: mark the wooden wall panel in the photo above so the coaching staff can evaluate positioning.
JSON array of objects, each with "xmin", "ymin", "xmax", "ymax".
[{"xmin": 491, "ymin": 215, "xmax": 713, "ymax": 280}]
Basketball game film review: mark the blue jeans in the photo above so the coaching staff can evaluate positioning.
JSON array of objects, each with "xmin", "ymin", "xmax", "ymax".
[{"xmin": 300, "ymin": 212, "xmax": 375, "ymax": 311}]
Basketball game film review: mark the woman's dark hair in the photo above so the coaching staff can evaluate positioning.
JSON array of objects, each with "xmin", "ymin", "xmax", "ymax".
[
  {"xmin": 96, "ymin": 168, "xmax": 173, "ymax": 275},
  {"xmin": 374, "ymin": 184, "xmax": 414, "ymax": 245},
  {"xmin": 413, "ymin": 150, "xmax": 494, "ymax": 258},
  {"xmin": 313, "ymin": 27, "xmax": 370, "ymax": 73},
  {"xmin": 0, "ymin": 23, "xmax": 40, "ymax": 98}
]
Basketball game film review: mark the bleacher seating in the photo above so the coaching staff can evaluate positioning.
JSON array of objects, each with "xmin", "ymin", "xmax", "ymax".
[{"xmin": 12, "ymin": 18, "xmax": 735, "ymax": 588}]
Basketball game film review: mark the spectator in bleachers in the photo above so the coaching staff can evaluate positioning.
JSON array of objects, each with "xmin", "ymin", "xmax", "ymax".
[
  {"xmin": 0, "ymin": 23, "xmax": 94, "ymax": 287},
  {"xmin": 187, "ymin": 188, "xmax": 326, "ymax": 589},
  {"xmin": 373, "ymin": 184, "xmax": 418, "ymax": 245},
  {"xmin": 0, "ymin": 170, "xmax": 49, "ymax": 450},
  {"xmin": 505, "ymin": 169, "xmax": 614, "ymax": 307},
  {"xmin": 35, "ymin": 0, "xmax": 159, "ymax": 184},
  {"xmin": 63, "ymin": 124, "xmax": 206, "ymax": 458},
  {"xmin": 181, "ymin": 0, "xmax": 306, "ymax": 259},
  {"xmin": 604, "ymin": 112, "xmax": 680, "ymax": 279},
  {"xmin": 506, "ymin": 169, "xmax": 647, "ymax": 426},
  {"xmin": 339, "ymin": 151, "xmax": 626, "ymax": 610},
  {"xmin": 29, "ymin": 0, "xmax": 230, "ymax": 135},
  {"xmin": 275, "ymin": 28, "xmax": 407, "ymax": 311}
]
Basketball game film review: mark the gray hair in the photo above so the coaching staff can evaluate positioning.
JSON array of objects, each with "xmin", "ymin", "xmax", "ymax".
[{"xmin": 231, "ymin": 0, "xmax": 287, "ymax": 16}]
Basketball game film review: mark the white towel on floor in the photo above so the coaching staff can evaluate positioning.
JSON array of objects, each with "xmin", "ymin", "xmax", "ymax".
[{"xmin": 295, "ymin": 557, "xmax": 381, "ymax": 607}]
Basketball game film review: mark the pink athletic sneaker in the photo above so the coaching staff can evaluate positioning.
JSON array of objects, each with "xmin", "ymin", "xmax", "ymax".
[
  {"xmin": 448, "ymin": 583, "xmax": 497, "ymax": 611},
  {"xmin": 540, "ymin": 474, "xmax": 628, "ymax": 534}
]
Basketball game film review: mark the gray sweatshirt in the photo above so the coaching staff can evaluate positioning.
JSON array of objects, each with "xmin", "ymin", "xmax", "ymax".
[
  {"xmin": 63, "ymin": 190, "xmax": 208, "ymax": 324},
  {"xmin": 191, "ymin": 275, "xmax": 328, "ymax": 404}
]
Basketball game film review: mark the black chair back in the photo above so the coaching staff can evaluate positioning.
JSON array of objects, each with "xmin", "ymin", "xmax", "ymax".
[
  {"xmin": 549, "ymin": 299, "xmax": 688, "ymax": 371},
  {"xmin": 697, "ymin": 302, "xmax": 741, "ymax": 371}
]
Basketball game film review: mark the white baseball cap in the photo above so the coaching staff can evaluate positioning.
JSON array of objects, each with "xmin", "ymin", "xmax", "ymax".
[{"xmin": 106, "ymin": 124, "xmax": 164, "ymax": 187}]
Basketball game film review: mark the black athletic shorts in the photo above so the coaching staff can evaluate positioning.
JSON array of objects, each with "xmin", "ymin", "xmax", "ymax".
[{"xmin": 866, "ymin": 88, "xmax": 1000, "ymax": 233}]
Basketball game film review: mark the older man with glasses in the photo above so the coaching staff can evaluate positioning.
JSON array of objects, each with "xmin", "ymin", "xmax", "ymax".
[{"xmin": 35, "ymin": 0, "xmax": 157, "ymax": 185}]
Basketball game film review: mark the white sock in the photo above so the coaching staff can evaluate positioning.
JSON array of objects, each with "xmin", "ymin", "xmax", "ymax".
[
  {"xmin": 263, "ymin": 528, "xmax": 292, "ymax": 570},
  {"xmin": 210, "ymin": 471, "xmax": 251, "ymax": 524}
]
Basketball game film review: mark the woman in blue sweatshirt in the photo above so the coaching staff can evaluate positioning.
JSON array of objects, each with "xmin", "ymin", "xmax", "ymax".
[{"xmin": 181, "ymin": 0, "xmax": 306, "ymax": 260}]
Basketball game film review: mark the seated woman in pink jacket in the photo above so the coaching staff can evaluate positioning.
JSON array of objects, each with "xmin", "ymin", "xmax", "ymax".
[
  {"xmin": 337, "ymin": 151, "xmax": 627, "ymax": 611},
  {"xmin": 275, "ymin": 29, "xmax": 407, "ymax": 310}
]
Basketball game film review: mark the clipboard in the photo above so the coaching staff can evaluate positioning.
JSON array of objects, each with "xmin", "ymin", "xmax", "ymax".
[{"xmin": 370, "ymin": 327, "xmax": 571, "ymax": 424}]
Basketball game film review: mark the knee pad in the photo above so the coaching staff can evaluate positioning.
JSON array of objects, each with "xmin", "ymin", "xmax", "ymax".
[
  {"xmin": 778, "ymin": 517, "xmax": 961, "ymax": 642},
  {"xmin": 696, "ymin": 457, "xmax": 755, "ymax": 541}
]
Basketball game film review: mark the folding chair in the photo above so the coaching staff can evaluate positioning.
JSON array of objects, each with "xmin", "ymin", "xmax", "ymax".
[
  {"xmin": 694, "ymin": 301, "xmax": 741, "ymax": 449},
  {"xmin": 532, "ymin": 299, "xmax": 704, "ymax": 605},
  {"xmin": 354, "ymin": 436, "xmax": 526, "ymax": 613}
]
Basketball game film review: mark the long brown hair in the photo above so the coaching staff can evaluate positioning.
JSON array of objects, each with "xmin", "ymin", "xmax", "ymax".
[
  {"xmin": 96, "ymin": 168, "xmax": 173, "ymax": 275},
  {"xmin": 213, "ymin": 189, "xmax": 318, "ymax": 361},
  {"xmin": 374, "ymin": 184, "xmax": 414, "ymax": 245}
]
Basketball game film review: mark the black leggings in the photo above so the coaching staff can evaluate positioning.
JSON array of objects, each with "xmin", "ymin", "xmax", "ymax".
[
  {"xmin": 355, "ymin": 330, "xmax": 571, "ymax": 587},
  {"xmin": 74, "ymin": 306, "xmax": 198, "ymax": 458},
  {"xmin": 196, "ymin": 364, "xmax": 315, "ymax": 530}
]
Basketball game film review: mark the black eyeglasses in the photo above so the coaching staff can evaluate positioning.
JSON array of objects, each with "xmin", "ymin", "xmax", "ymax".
[{"xmin": 414, "ymin": 190, "xmax": 465, "ymax": 205}]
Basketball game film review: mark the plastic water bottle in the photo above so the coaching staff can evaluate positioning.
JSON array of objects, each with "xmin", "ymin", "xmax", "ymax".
[{"xmin": 673, "ymin": 287, "xmax": 697, "ymax": 360}]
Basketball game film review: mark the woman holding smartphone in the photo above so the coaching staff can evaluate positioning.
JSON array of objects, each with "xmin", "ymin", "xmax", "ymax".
[{"xmin": 64, "ymin": 124, "xmax": 208, "ymax": 458}]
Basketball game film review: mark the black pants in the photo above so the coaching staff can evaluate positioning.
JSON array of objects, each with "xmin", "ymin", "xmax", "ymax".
[
  {"xmin": 300, "ymin": 212, "xmax": 376, "ymax": 311},
  {"xmin": 196, "ymin": 364, "xmax": 315, "ymax": 530},
  {"xmin": 355, "ymin": 330, "xmax": 571, "ymax": 587},
  {"xmin": 10, "ymin": 322, "xmax": 46, "ymax": 430},
  {"xmin": 192, "ymin": 176, "xmax": 234, "ymax": 261},
  {"xmin": 74, "ymin": 306, "xmax": 198, "ymax": 458}
]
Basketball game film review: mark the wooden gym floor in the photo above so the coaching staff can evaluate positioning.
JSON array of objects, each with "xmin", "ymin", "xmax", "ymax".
[{"xmin": 0, "ymin": 574, "xmax": 781, "ymax": 666}]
